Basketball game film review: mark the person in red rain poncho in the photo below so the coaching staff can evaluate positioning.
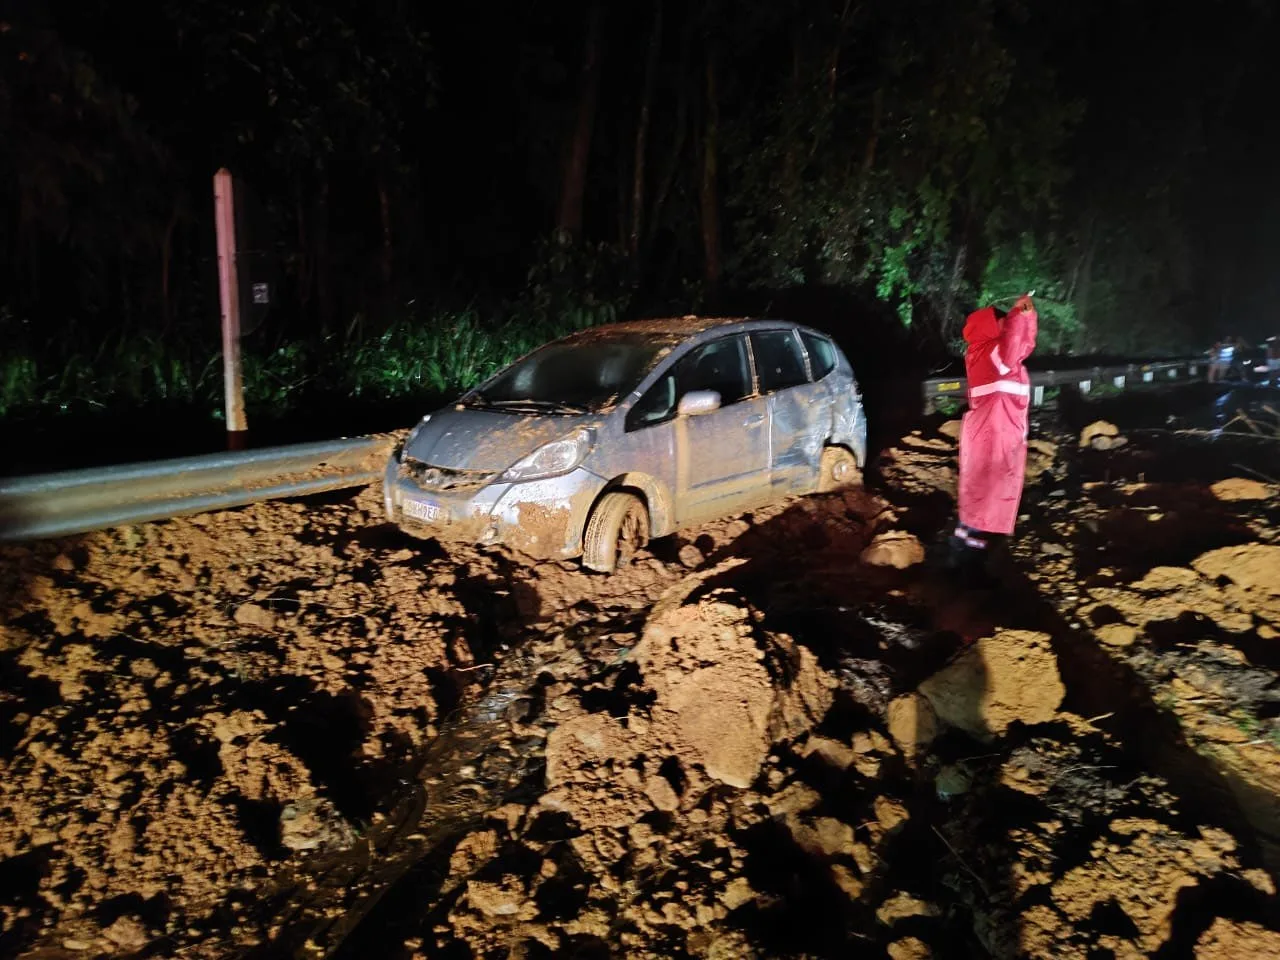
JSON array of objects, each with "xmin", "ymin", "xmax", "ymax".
[{"xmin": 949, "ymin": 294, "xmax": 1038, "ymax": 576}]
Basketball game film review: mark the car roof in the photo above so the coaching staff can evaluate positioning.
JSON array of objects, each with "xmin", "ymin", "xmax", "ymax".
[{"xmin": 563, "ymin": 316, "xmax": 796, "ymax": 345}]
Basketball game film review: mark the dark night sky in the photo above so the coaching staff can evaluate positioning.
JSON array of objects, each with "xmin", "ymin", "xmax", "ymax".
[{"xmin": 4, "ymin": 0, "xmax": 1280, "ymax": 356}]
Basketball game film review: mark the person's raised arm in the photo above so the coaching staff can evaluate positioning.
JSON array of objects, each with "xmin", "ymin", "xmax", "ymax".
[{"xmin": 999, "ymin": 295, "xmax": 1039, "ymax": 368}]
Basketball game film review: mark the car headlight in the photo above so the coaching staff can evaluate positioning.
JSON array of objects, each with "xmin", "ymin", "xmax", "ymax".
[{"xmin": 501, "ymin": 428, "xmax": 594, "ymax": 482}]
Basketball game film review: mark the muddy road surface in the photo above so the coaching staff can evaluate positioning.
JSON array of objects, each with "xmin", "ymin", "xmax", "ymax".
[{"xmin": 2, "ymin": 404, "xmax": 1279, "ymax": 959}]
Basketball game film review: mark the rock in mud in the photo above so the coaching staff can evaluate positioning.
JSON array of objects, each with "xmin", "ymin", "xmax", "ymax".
[
  {"xmin": 1027, "ymin": 438, "xmax": 1060, "ymax": 477},
  {"xmin": 102, "ymin": 916, "xmax": 148, "ymax": 951},
  {"xmin": 918, "ymin": 630, "xmax": 1064, "ymax": 741},
  {"xmin": 279, "ymin": 797, "xmax": 357, "ymax": 853},
  {"xmin": 233, "ymin": 602, "xmax": 278, "ymax": 630},
  {"xmin": 888, "ymin": 937, "xmax": 933, "ymax": 960},
  {"xmin": 1079, "ymin": 420, "xmax": 1120, "ymax": 448},
  {"xmin": 1209, "ymin": 477, "xmax": 1274, "ymax": 502},
  {"xmin": 861, "ymin": 531, "xmax": 926, "ymax": 569},
  {"xmin": 876, "ymin": 893, "xmax": 940, "ymax": 925},
  {"xmin": 886, "ymin": 693, "xmax": 938, "ymax": 758},
  {"xmin": 1096, "ymin": 623, "xmax": 1139, "ymax": 648}
]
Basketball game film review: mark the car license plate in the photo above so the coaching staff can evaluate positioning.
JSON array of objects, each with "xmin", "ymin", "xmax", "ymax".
[{"xmin": 403, "ymin": 499, "xmax": 445, "ymax": 523}]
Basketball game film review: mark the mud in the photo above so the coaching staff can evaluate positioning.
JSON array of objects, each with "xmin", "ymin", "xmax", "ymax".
[{"xmin": 1, "ymin": 398, "xmax": 1279, "ymax": 958}]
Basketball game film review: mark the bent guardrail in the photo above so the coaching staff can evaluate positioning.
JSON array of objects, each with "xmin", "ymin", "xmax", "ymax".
[
  {"xmin": 0, "ymin": 436, "xmax": 391, "ymax": 542},
  {"xmin": 922, "ymin": 358, "xmax": 1204, "ymax": 414}
]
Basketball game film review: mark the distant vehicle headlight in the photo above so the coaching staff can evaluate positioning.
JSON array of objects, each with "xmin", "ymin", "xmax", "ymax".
[{"xmin": 501, "ymin": 428, "xmax": 594, "ymax": 482}]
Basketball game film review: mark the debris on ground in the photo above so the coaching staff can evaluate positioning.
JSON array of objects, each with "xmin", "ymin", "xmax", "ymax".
[
  {"xmin": 1, "ymin": 410, "xmax": 1278, "ymax": 957},
  {"xmin": 1079, "ymin": 419, "xmax": 1126, "ymax": 449}
]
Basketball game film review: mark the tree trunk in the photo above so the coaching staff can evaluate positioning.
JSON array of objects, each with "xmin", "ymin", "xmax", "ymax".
[
  {"xmin": 700, "ymin": 39, "xmax": 722, "ymax": 289},
  {"xmin": 315, "ymin": 173, "xmax": 333, "ymax": 333},
  {"xmin": 161, "ymin": 206, "xmax": 179, "ymax": 331},
  {"xmin": 828, "ymin": 0, "xmax": 854, "ymax": 101},
  {"xmin": 557, "ymin": 2, "xmax": 606, "ymax": 241},
  {"xmin": 295, "ymin": 184, "xmax": 311, "ymax": 313},
  {"xmin": 629, "ymin": 0, "xmax": 663, "ymax": 264},
  {"xmin": 861, "ymin": 87, "xmax": 884, "ymax": 175},
  {"xmin": 377, "ymin": 169, "xmax": 393, "ymax": 286},
  {"xmin": 782, "ymin": 18, "xmax": 804, "ymax": 199},
  {"xmin": 647, "ymin": 15, "xmax": 694, "ymax": 250}
]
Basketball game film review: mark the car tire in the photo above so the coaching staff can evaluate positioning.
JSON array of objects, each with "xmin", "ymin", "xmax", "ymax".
[
  {"xmin": 818, "ymin": 446, "xmax": 862, "ymax": 493},
  {"xmin": 582, "ymin": 491, "xmax": 650, "ymax": 574}
]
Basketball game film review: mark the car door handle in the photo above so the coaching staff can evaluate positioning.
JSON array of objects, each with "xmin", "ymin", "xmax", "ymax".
[{"xmin": 743, "ymin": 413, "xmax": 766, "ymax": 426}]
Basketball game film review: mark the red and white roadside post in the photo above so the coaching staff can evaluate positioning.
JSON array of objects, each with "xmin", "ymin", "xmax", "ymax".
[{"xmin": 214, "ymin": 168, "xmax": 248, "ymax": 449}]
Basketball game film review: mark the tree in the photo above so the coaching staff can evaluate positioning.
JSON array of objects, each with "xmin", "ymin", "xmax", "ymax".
[{"xmin": 557, "ymin": 2, "xmax": 605, "ymax": 241}]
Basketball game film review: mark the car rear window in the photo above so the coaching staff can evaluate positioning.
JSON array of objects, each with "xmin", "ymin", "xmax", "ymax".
[
  {"xmin": 801, "ymin": 332, "xmax": 838, "ymax": 380},
  {"xmin": 751, "ymin": 330, "xmax": 809, "ymax": 393}
]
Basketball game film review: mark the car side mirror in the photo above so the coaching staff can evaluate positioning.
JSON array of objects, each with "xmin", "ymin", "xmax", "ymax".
[{"xmin": 677, "ymin": 390, "xmax": 721, "ymax": 417}]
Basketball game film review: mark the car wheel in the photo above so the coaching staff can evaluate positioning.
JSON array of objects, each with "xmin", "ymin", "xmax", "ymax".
[
  {"xmin": 818, "ymin": 446, "xmax": 862, "ymax": 493},
  {"xmin": 582, "ymin": 491, "xmax": 650, "ymax": 574}
]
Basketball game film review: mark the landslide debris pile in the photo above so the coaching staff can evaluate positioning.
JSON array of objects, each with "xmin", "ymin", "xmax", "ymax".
[
  {"xmin": 1014, "ymin": 439, "xmax": 1280, "ymax": 869},
  {"xmin": 0, "ymin": 489, "xmax": 488, "ymax": 949},
  {"xmin": 3, "ymin": 415, "xmax": 1280, "ymax": 959}
]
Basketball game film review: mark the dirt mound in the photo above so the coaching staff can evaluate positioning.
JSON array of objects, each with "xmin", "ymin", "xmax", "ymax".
[
  {"xmin": 1192, "ymin": 543, "xmax": 1280, "ymax": 597},
  {"xmin": 940, "ymin": 718, "xmax": 1273, "ymax": 960},
  {"xmin": 0, "ymin": 482, "xmax": 717, "ymax": 953},
  {"xmin": 542, "ymin": 577, "xmax": 835, "ymax": 827},
  {"xmin": 1195, "ymin": 918, "xmax": 1280, "ymax": 959},
  {"xmin": 918, "ymin": 631, "xmax": 1065, "ymax": 741}
]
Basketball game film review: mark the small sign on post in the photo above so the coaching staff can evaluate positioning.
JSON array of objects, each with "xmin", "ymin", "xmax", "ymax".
[{"xmin": 214, "ymin": 169, "xmax": 248, "ymax": 448}]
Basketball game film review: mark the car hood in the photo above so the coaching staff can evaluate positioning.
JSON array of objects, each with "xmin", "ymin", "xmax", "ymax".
[{"xmin": 401, "ymin": 408, "xmax": 598, "ymax": 473}]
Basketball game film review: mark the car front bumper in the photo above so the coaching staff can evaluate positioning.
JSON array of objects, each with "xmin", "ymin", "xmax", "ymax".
[{"xmin": 383, "ymin": 457, "xmax": 606, "ymax": 558}]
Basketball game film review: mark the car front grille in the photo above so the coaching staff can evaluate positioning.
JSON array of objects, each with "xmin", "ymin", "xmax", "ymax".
[{"xmin": 399, "ymin": 458, "xmax": 497, "ymax": 492}]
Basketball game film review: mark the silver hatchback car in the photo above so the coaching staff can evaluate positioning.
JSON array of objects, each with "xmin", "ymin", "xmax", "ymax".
[{"xmin": 384, "ymin": 317, "xmax": 867, "ymax": 571}]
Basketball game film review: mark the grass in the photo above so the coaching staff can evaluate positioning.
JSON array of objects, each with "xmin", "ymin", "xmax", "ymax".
[{"xmin": 0, "ymin": 299, "xmax": 619, "ymax": 424}]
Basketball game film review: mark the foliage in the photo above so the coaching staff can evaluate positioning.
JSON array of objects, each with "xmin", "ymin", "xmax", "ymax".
[
  {"xmin": 3, "ymin": 0, "xmax": 1277, "ymax": 436},
  {"xmin": 979, "ymin": 234, "xmax": 1080, "ymax": 354},
  {"xmin": 0, "ymin": 281, "xmax": 623, "ymax": 421}
]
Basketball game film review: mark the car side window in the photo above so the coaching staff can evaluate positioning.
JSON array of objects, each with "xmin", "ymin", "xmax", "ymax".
[
  {"xmin": 801, "ymin": 332, "xmax": 837, "ymax": 380},
  {"xmin": 624, "ymin": 336, "xmax": 751, "ymax": 431},
  {"xmin": 678, "ymin": 336, "xmax": 752, "ymax": 405},
  {"xmin": 751, "ymin": 330, "xmax": 809, "ymax": 393},
  {"xmin": 625, "ymin": 370, "xmax": 677, "ymax": 431}
]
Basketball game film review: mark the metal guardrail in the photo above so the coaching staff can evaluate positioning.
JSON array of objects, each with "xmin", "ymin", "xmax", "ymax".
[
  {"xmin": 0, "ymin": 436, "xmax": 389, "ymax": 543},
  {"xmin": 0, "ymin": 358, "xmax": 1210, "ymax": 543},
  {"xmin": 922, "ymin": 358, "xmax": 1204, "ymax": 413}
]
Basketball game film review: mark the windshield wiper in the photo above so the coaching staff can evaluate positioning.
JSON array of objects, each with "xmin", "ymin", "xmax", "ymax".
[{"xmin": 483, "ymin": 398, "xmax": 590, "ymax": 415}]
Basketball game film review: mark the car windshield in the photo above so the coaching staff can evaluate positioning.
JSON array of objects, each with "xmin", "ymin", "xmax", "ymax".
[{"xmin": 467, "ymin": 332, "xmax": 668, "ymax": 413}]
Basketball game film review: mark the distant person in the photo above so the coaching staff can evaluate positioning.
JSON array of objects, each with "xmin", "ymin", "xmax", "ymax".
[
  {"xmin": 948, "ymin": 294, "xmax": 1038, "ymax": 580},
  {"xmin": 1208, "ymin": 339, "xmax": 1233, "ymax": 383}
]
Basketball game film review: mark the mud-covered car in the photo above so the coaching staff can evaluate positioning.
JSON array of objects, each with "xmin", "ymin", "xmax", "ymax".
[{"xmin": 384, "ymin": 316, "xmax": 867, "ymax": 572}]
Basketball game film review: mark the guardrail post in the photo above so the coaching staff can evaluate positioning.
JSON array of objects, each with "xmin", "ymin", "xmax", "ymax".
[
  {"xmin": 1032, "ymin": 385, "xmax": 1045, "ymax": 406},
  {"xmin": 1113, "ymin": 375, "xmax": 1125, "ymax": 389},
  {"xmin": 214, "ymin": 169, "xmax": 249, "ymax": 449},
  {"xmin": 1078, "ymin": 379, "xmax": 1092, "ymax": 394}
]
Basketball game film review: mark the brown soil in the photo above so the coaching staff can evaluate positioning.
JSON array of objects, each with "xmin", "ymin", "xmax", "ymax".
[{"xmin": 1, "ymin": 415, "xmax": 1278, "ymax": 958}]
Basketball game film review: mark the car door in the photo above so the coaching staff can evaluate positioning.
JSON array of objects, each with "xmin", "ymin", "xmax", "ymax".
[
  {"xmin": 620, "ymin": 334, "xmax": 769, "ymax": 526},
  {"xmin": 749, "ymin": 328, "xmax": 827, "ymax": 495}
]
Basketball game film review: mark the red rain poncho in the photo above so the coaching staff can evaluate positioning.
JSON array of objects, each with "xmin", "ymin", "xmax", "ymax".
[{"xmin": 958, "ymin": 299, "xmax": 1038, "ymax": 535}]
